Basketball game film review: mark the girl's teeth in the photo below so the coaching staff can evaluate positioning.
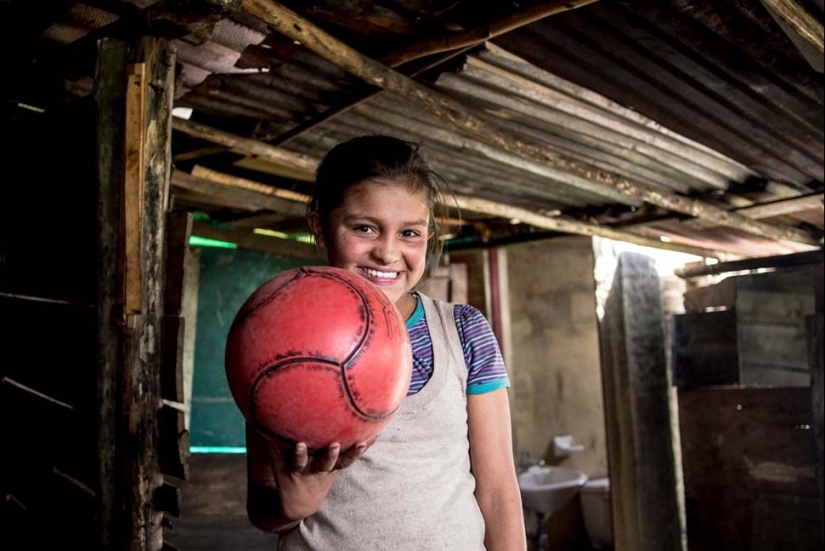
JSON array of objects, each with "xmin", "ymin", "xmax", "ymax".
[{"xmin": 363, "ymin": 268, "xmax": 398, "ymax": 279}]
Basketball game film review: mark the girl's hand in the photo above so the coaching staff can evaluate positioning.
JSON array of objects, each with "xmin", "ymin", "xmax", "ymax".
[{"xmin": 267, "ymin": 438, "xmax": 375, "ymax": 522}]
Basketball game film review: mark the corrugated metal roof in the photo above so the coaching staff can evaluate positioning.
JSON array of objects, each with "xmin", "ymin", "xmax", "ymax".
[{"xmin": 5, "ymin": 0, "xmax": 823, "ymax": 257}]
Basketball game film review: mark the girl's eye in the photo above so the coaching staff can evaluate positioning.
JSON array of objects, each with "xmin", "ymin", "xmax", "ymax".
[
  {"xmin": 401, "ymin": 230, "xmax": 422, "ymax": 238},
  {"xmin": 353, "ymin": 225, "xmax": 375, "ymax": 234}
]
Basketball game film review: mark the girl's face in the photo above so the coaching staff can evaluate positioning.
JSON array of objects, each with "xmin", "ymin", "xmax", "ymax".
[{"xmin": 310, "ymin": 180, "xmax": 432, "ymax": 316}]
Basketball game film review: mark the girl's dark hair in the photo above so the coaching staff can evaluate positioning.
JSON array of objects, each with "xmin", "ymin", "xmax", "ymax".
[{"xmin": 309, "ymin": 135, "xmax": 452, "ymax": 274}]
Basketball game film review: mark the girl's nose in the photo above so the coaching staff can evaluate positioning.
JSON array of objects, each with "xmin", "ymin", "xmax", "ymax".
[{"xmin": 371, "ymin": 236, "xmax": 400, "ymax": 263}]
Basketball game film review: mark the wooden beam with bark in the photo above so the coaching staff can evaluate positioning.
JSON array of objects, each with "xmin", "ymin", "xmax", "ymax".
[
  {"xmin": 684, "ymin": 192, "xmax": 824, "ymax": 230},
  {"xmin": 381, "ymin": 0, "xmax": 600, "ymax": 67},
  {"xmin": 238, "ymin": 0, "xmax": 818, "ymax": 247},
  {"xmin": 760, "ymin": 0, "xmax": 824, "ymax": 54},
  {"xmin": 170, "ymin": 119, "xmax": 734, "ymax": 257},
  {"xmin": 171, "ymin": 118, "xmax": 317, "ymax": 180},
  {"xmin": 170, "ymin": 170, "xmax": 307, "ymax": 216}
]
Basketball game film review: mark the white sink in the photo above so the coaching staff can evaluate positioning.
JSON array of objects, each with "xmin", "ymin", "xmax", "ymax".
[{"xmin": 518, "ymin": 465, "xmax": 589, "ymax": 514}]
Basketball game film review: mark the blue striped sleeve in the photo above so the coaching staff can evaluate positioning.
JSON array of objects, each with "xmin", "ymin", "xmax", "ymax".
[{"xmin": 454, "ymin": 304, "xmax": 510, "ymax": 394}]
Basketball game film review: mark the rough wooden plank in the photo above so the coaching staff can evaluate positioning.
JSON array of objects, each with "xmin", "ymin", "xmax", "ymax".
[
  {"xmin": 159, "ymin": 405, "xmax": 190, "ymax": 481},
  {"xmin": 161, "ymin": 211, "xmax": 191, "ymax": 405},
  {"xmin": 808, "ymin": 313, "xmax": 824, "ymax": 541},
  {"xmin": 672, "ymin": 310, "xmax": 740, "ymax": 388},
  {"xmin": 171, "ymin": 170, "xmax": 307, "ymax": 215},
  {"xmin": 760, "ymin": 0, "xmax": 825, "ymax": 53},
  {"xmin": 676, "ymin": 249, "xmax": 824, "ymax": 278},
  {"xmin": 599, "ymin": 252, "xmax": 684, "ymax": 551},
  {"xmin": 95, "ymin": 37, "xmax": 129, "ymax": 550},
  {"xmin": 683, "ymin": 277, "xmax": 737, "ymax": 312},
  {"xmin": 679, "ymin": 387, "xmax": 818, "ymax": 551},
  {"xmin": 164, "ymin": 211, "xmax": 193, "ymax": 316},
  {"xmin": 161, "ymin": 315, "xmax": 185, "ymax": 403},
  {"xmin": 190, "ymin": 165, "xmax": 311, "ymax": 204},
  {"xmin": 134, "ymin": 35, "xmax": 176, "ymax": 551},
  {"xmin": 684, "ymin": 192, "xmax": 825, "ymax": 229},
  {"xmin": 154, "ymin": 480, "xmax": 182, "ymax": 518},
  {"xmin": 124, "ymin": 62, "xmax": 146, "ymax": 317},
  {"xmin": 171, "ymin": 118, "xmax": 317, "ymax": 179},
  {"xmin": 239, "ymin": 0, "xmax": 818, "ymax": 247}
]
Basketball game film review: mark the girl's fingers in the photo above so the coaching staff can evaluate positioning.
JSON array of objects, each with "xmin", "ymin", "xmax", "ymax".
[
  {"xmin": 292, "ymin": 442, "xmax": 310, "ymax": 471},
  {"xmin": 336, "ymin": 442, "xmax": 368, "ymax": 470},
  {"xmin": 315, "ymin": 443, "xmax": 340, "ymax": 472}
]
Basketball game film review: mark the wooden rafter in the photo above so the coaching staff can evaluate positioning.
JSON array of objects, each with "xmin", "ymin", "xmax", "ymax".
[
  {"xmin": 177, "ymin": 0, "xmax": 599, "ymax": 160},
  {"xmin": 684, "ymin": 192, "xmax": 825, "ymax": 229},
  {"xmin": 167, "ymin": 121, "xmax": 730, "ymax": 257},
  {"xmin": 760, "ymin": 0, "xmax": 824, "ymax": 54},
  {"xmin": 380, "ymin": 0, "xmax": 600, "ymax": 68},
  {"xmin": 237, "ymin": 0, "xmax": 818, "ymax": 247},
  {"xmin": 265, "ymin": 0, "xmax": 600, "ymax": 146}
]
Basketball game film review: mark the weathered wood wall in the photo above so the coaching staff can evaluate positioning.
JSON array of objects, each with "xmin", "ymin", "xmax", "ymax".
[
  {"xmin": 675, "ymin": 266, "xmax": 818, "ymax": 388},
  {"xmin": 679, "ymin": 387, "xmax": 820, "ymax": 551},
  {"xmin": 1, "ymin": 96, "xmax": 100, "ymax": 547}
]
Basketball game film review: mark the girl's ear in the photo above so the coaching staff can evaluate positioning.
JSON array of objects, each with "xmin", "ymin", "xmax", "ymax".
[{"xmin": 307, "ymin": 212, "xmax": 326, "ymax": 247}]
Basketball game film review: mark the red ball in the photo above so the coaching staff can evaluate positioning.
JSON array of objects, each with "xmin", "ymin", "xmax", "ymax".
[{"xmin": 225, "ymin": 266, "xmax": 412, "ymax": 453}]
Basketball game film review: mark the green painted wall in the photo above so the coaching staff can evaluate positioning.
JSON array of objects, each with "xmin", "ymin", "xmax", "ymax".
[{"xmin": 190, "ymin": 246, "xmax": 318, "ymax": 447}]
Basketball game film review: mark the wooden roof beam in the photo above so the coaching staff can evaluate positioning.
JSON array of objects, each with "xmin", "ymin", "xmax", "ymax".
[
  {"xmin": 169, "ymin": 120, "xmax": 730, "ymax": 257},
  {"xmin": 684, "ymin": 192, "xmax": 824, "ymax": 229},
  {"xmin": 256, "ymin": 0, "xmax": 602, "ymax": 147},
  {"xmin": 238, "ymin": 0, "xmax": 818, "ymax": 247}
]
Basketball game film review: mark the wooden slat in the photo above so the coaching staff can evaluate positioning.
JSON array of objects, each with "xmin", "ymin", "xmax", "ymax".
[
  {"xmin": 159, "ymin": 405, "xmax": 190, "ymax": 481},
  {"xmin": 760, "ymin": 0, "xmax": 825, "ymax": 53},
  {"xmin": 161, "ymin": 315, "xmax": 186, "ymax": 403},
  {"xmin": 191, "ymin": 165, "xmax": 311, "ymax": 204},
  {"xmin": 808, "ymin": 313, "xmax": 824, "ymax": 541},
  {"xmin": 124, "ymin": 62, "xmax": 147, "ymax": 317},
  {"xmin": 171, "ymin": 170, "xmax": 307, "ymax": 216},
  {"xmin": 161, "ymin": 212, "xmax": 191, "ymax": 404},
  {"xmin": 164, "ymin": 212, "xmax": 193, "ymax": 315},
  {"xmin": 171, "ymin": 118, "xmax": 317, "ymax": 180},
  {"xmin": 154, "ymin": 480, "xmax": 182, "ymax": 518},
  {"xmin": 684, "ymin": 192, "xmax": 824, "ymax": 229},
  {"xmin": 238, "ymin": 0, "xmax": 819, "ymax": 247},
  {"xmin": 675, "ymin": 249, "xmax": 823, "ymax": 278}
]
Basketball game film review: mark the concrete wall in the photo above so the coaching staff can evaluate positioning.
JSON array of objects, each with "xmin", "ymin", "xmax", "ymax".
[{"xmin": 505, "ymin": 237, "xmax": 608, "ymax": 478}]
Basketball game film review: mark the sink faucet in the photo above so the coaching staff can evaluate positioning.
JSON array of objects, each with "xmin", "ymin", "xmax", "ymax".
[{"xmin": 518, "ymin": 452, "xmax": 546, "ymax": 472}]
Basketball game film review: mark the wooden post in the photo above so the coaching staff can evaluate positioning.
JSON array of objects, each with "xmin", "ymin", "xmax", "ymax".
[
  {"xmin": 599, "ymin": 252, "xmax": 685, "ymax": 551},
  {"xmin": 95, "ymin": 34, "xmax": 176, "ymax": 551},
  {"xmin": 238, "ymin": 0, "xmax": 818, "ymax": 247}
]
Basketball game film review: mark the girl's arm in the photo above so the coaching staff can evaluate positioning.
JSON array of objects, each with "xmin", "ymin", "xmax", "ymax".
[
  {"xmin": 246, "ymin": 424, "xmax": 370, "ymax": 533},
  {"xmin": 468, "ymin": 389, "xmax": 527, "ymax": 551}
]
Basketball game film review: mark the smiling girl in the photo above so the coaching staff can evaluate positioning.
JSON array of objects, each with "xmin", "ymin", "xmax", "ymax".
[{"xmin": 246, "ymin": 135, "xmax": 526, "ymax": 550}]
